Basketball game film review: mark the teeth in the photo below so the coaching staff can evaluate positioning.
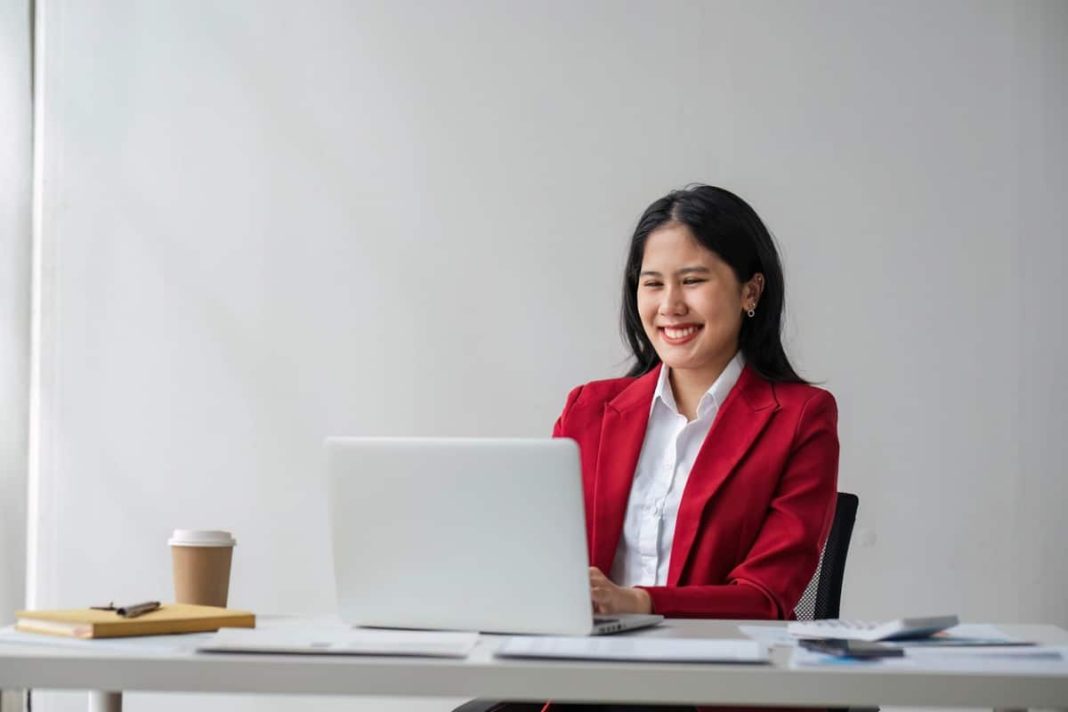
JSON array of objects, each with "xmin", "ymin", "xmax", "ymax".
[{"xmin": 664, "ymin": 326, "xmax": 698, "ymax": 339}]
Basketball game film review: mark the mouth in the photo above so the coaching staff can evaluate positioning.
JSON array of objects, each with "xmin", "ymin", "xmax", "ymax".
[{"xmin": 658, "ymin": 324, "xmax": 703, "ymax": 346}]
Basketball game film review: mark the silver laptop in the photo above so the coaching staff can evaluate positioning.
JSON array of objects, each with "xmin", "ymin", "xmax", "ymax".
[{"xmin": 325, "ymin": 437, "xmax": 663, "ymax": 636}]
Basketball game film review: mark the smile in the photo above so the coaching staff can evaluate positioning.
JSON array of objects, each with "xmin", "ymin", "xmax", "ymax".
[{"xmin": 659, "ymin": 324, "xmax": 702, "ymax": 345}]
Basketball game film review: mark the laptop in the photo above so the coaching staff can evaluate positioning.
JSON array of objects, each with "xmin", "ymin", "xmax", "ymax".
[{"xmin": 325, "ymin": 437, "xmax": 663, "ymax": 636}]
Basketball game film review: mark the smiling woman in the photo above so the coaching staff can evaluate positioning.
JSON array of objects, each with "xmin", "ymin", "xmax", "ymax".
[{"xmin": 563, "ymin": 185, "xmax": 837, "ymax": 619}]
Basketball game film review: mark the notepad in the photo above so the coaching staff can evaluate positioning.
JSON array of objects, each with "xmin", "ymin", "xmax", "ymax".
[
  {"xmin": 15, "ymin": 604, "xmax": 255, "ymax": 639},
  {"xmin": 495, "ymin": 636, "xmax": 768, "ymax": 663},
  {"xmin": 199, "ymin": 627, "xmax": 479, "ymax": 658}
]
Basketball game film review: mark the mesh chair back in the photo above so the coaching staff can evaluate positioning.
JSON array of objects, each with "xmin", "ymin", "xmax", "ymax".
[{"xmin": 792, "ymin": 491, "xmax": 859, "ymax": 621}]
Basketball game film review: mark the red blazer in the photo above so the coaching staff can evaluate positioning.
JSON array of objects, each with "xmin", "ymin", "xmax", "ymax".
[{"xmin": 553, "ymin": 363, "xmax": 839, "ymax": 620}]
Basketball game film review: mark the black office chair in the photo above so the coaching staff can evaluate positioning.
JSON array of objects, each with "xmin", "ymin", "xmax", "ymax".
[
  {"xmin": 793, "ymin": 490, "xmax": 859, "ymax": 621},
  {"xmin": 454, "ymin": 492, "xmax": 862, "ymax": 712}
]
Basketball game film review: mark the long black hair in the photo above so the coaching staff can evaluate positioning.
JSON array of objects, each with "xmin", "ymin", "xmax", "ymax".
[{"xmin": 621, "ymin": 185, "xmax": 806, "ymax": 383}]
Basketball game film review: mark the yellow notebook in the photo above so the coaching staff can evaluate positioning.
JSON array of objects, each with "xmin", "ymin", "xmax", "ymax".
[{"xmin": 15, "ymin": 603, "xmax": 256, "ymax": 639}]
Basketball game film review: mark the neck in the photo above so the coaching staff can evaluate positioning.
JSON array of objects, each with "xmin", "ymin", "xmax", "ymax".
[{"xmin": 667, "ymin": 351, "xmax": 737, "ymax": 420}]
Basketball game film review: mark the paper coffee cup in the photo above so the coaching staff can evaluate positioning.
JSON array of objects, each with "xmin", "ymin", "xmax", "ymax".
[{"xmin": 169, "ymin": 529, "xmax": 236, "ymax": 607}]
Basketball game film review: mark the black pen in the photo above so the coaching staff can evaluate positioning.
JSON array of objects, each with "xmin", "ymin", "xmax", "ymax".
[{"xmin": 116, "ymin": 601, "xmax": 161, "ymax": 618}]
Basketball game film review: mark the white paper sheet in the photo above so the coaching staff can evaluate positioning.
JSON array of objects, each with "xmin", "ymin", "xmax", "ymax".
[
  {"xmin": 741, "ymin": 623, "xmax": 1028, "ymax": 649},
  {"xmin": 496, "ymin": 636, "xmax": 768, "ymax": 663},
  {"xmin": 0, "ymin": 624, "xmax": 213, "ymax": 654},
  {"xmin": 790, "ymin": 642, "xmax": 1068, "ymax": 674},
  {"xmin": 739, "ymin": 624, "xmax": 796, "ymax": 647},
  {"xmin": 198, "ymin": 626, "xmax": 479, "ymax": 658}
]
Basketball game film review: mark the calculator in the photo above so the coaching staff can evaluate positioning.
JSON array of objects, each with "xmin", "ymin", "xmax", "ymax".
[{"xmin": 787, "ymin": 615, "xmax": 960, "ymax": 642}]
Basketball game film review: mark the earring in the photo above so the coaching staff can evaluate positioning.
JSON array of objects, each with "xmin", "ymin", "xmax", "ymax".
[{"xmin": 747, "ymin": 306, "xmax": 756, "ymax": 318}]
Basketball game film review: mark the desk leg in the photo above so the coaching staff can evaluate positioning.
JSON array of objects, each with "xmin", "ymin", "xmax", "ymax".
[
  {"xmin": 89, "ymin": 691, "xmax": 122, "ymax": 712},
  {"xmin": 0, "ymin": 689, "xmax": 29, "ymax": 712}
]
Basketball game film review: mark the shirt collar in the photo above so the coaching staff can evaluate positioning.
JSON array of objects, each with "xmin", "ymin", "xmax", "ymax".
[{"xmin": 652, "ymin": 351, "xmax": 746, "ymax": 418}]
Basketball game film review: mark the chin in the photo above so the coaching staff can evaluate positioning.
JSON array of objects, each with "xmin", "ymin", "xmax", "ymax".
[
  {"xmin": 655, "ymin": 353, "xmax": 700, "ymax": 371},
  {"xmin": 655, "ymin": 344, "xmax": 729, "ymax": 373}
]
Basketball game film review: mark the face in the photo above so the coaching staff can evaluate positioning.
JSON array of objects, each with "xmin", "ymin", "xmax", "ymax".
[{"xmin": 637, "ymin": 223, "xmax": 763, "ymax": 375}]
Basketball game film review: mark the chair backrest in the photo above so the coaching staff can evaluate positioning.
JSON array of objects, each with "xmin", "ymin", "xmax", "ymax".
[{"xmin": 792, "ymin": 491, "xmax": 859, "ymax": 621}]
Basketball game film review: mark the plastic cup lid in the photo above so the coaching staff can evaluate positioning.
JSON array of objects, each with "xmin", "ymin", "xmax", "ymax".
[{"xmin": 168, "ymin": 529, "xmax": 236, "ymax": 547}]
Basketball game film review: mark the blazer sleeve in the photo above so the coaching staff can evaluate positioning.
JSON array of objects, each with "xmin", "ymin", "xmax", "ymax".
[
  {"xmin": 638, "ymin": 389, "xmax": 840, "ymax": 619},
  {"xmin": 552, "ymin": 385, "xmax": 585, "ymax": 438}
]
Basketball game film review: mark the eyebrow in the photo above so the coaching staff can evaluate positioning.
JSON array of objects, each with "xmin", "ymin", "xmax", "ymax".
[{"xmin": 638, "ymin": 266, "xmax": 711, "ymax": 277}]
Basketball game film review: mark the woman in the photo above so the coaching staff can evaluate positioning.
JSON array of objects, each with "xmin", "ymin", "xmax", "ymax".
[{"xmin": 558, "ymin": 184, "xmax": 839, "ymax": 622}]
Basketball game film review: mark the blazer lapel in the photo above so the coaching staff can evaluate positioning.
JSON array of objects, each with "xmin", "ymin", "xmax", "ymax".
[
  {"xmin": 590, "ymin": 366, "xmax": 660, "ymax": 573},
  {"xmin": 667, "ymin": 365, "xmax": 780, "ymax": 585}
]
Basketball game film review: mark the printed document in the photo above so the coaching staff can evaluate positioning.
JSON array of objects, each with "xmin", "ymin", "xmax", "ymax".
[
  {"xmin": 199, "ymin": 626, "xmax": 478, "ymax": 658},
  {"xmin": 496, "ymin": 636, "xmax": 767, "ymax": 663}
]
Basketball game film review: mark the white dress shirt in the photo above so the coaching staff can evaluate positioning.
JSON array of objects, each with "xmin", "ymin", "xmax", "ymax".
[{"xmin": 609, "ymin": 352, "xmax": 745, "ymax": 587}]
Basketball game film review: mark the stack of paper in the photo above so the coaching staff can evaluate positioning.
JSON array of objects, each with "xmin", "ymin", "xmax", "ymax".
[
  {"xmin": 742, "ymin": 623, "xmax": 1031, "ymax": 649},
  {"xmin": 496, "ymin": 636, "xmax": 768, "ymax": 663},
  {"xmin": 198, "ymin": 626, "xmax": 478, "ymax": 658},
  {"xmin": 790, "ymin": 638, "xmax": 1068, "ymax": 673}
]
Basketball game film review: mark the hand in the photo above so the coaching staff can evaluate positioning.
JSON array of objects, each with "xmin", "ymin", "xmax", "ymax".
[{"xmin": 588, "ymin": 566, "xmax": 653, "ymax": 615}]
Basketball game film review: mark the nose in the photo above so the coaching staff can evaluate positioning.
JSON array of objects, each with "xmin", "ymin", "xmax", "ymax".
[{"xmin": 658, "ymin": 282, "xmax": 688, "ymax": 316}]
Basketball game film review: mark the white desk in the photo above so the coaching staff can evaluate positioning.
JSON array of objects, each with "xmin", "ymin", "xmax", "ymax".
[{"xmin": 1, "ymin": 618, "xmax": 1066, "ymax": 711}]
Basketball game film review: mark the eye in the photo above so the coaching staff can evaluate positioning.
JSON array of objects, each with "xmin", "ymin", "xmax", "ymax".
[
  {"xmin": 682, "ymin": 278, "xmax": 707, "ymax": 285},
  {"xmin": 641, "ymin": 280, "xmax": 663, "ymax": 288}
]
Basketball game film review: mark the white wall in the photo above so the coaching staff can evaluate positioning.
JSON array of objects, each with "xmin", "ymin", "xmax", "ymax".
[
  {"xmin": 27, "ymin": 1, "xmax": 1068, "ymax": 711},
  {"xmin": 0, "ymin": 0, "xmax": 31, "ymax": 622}
]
